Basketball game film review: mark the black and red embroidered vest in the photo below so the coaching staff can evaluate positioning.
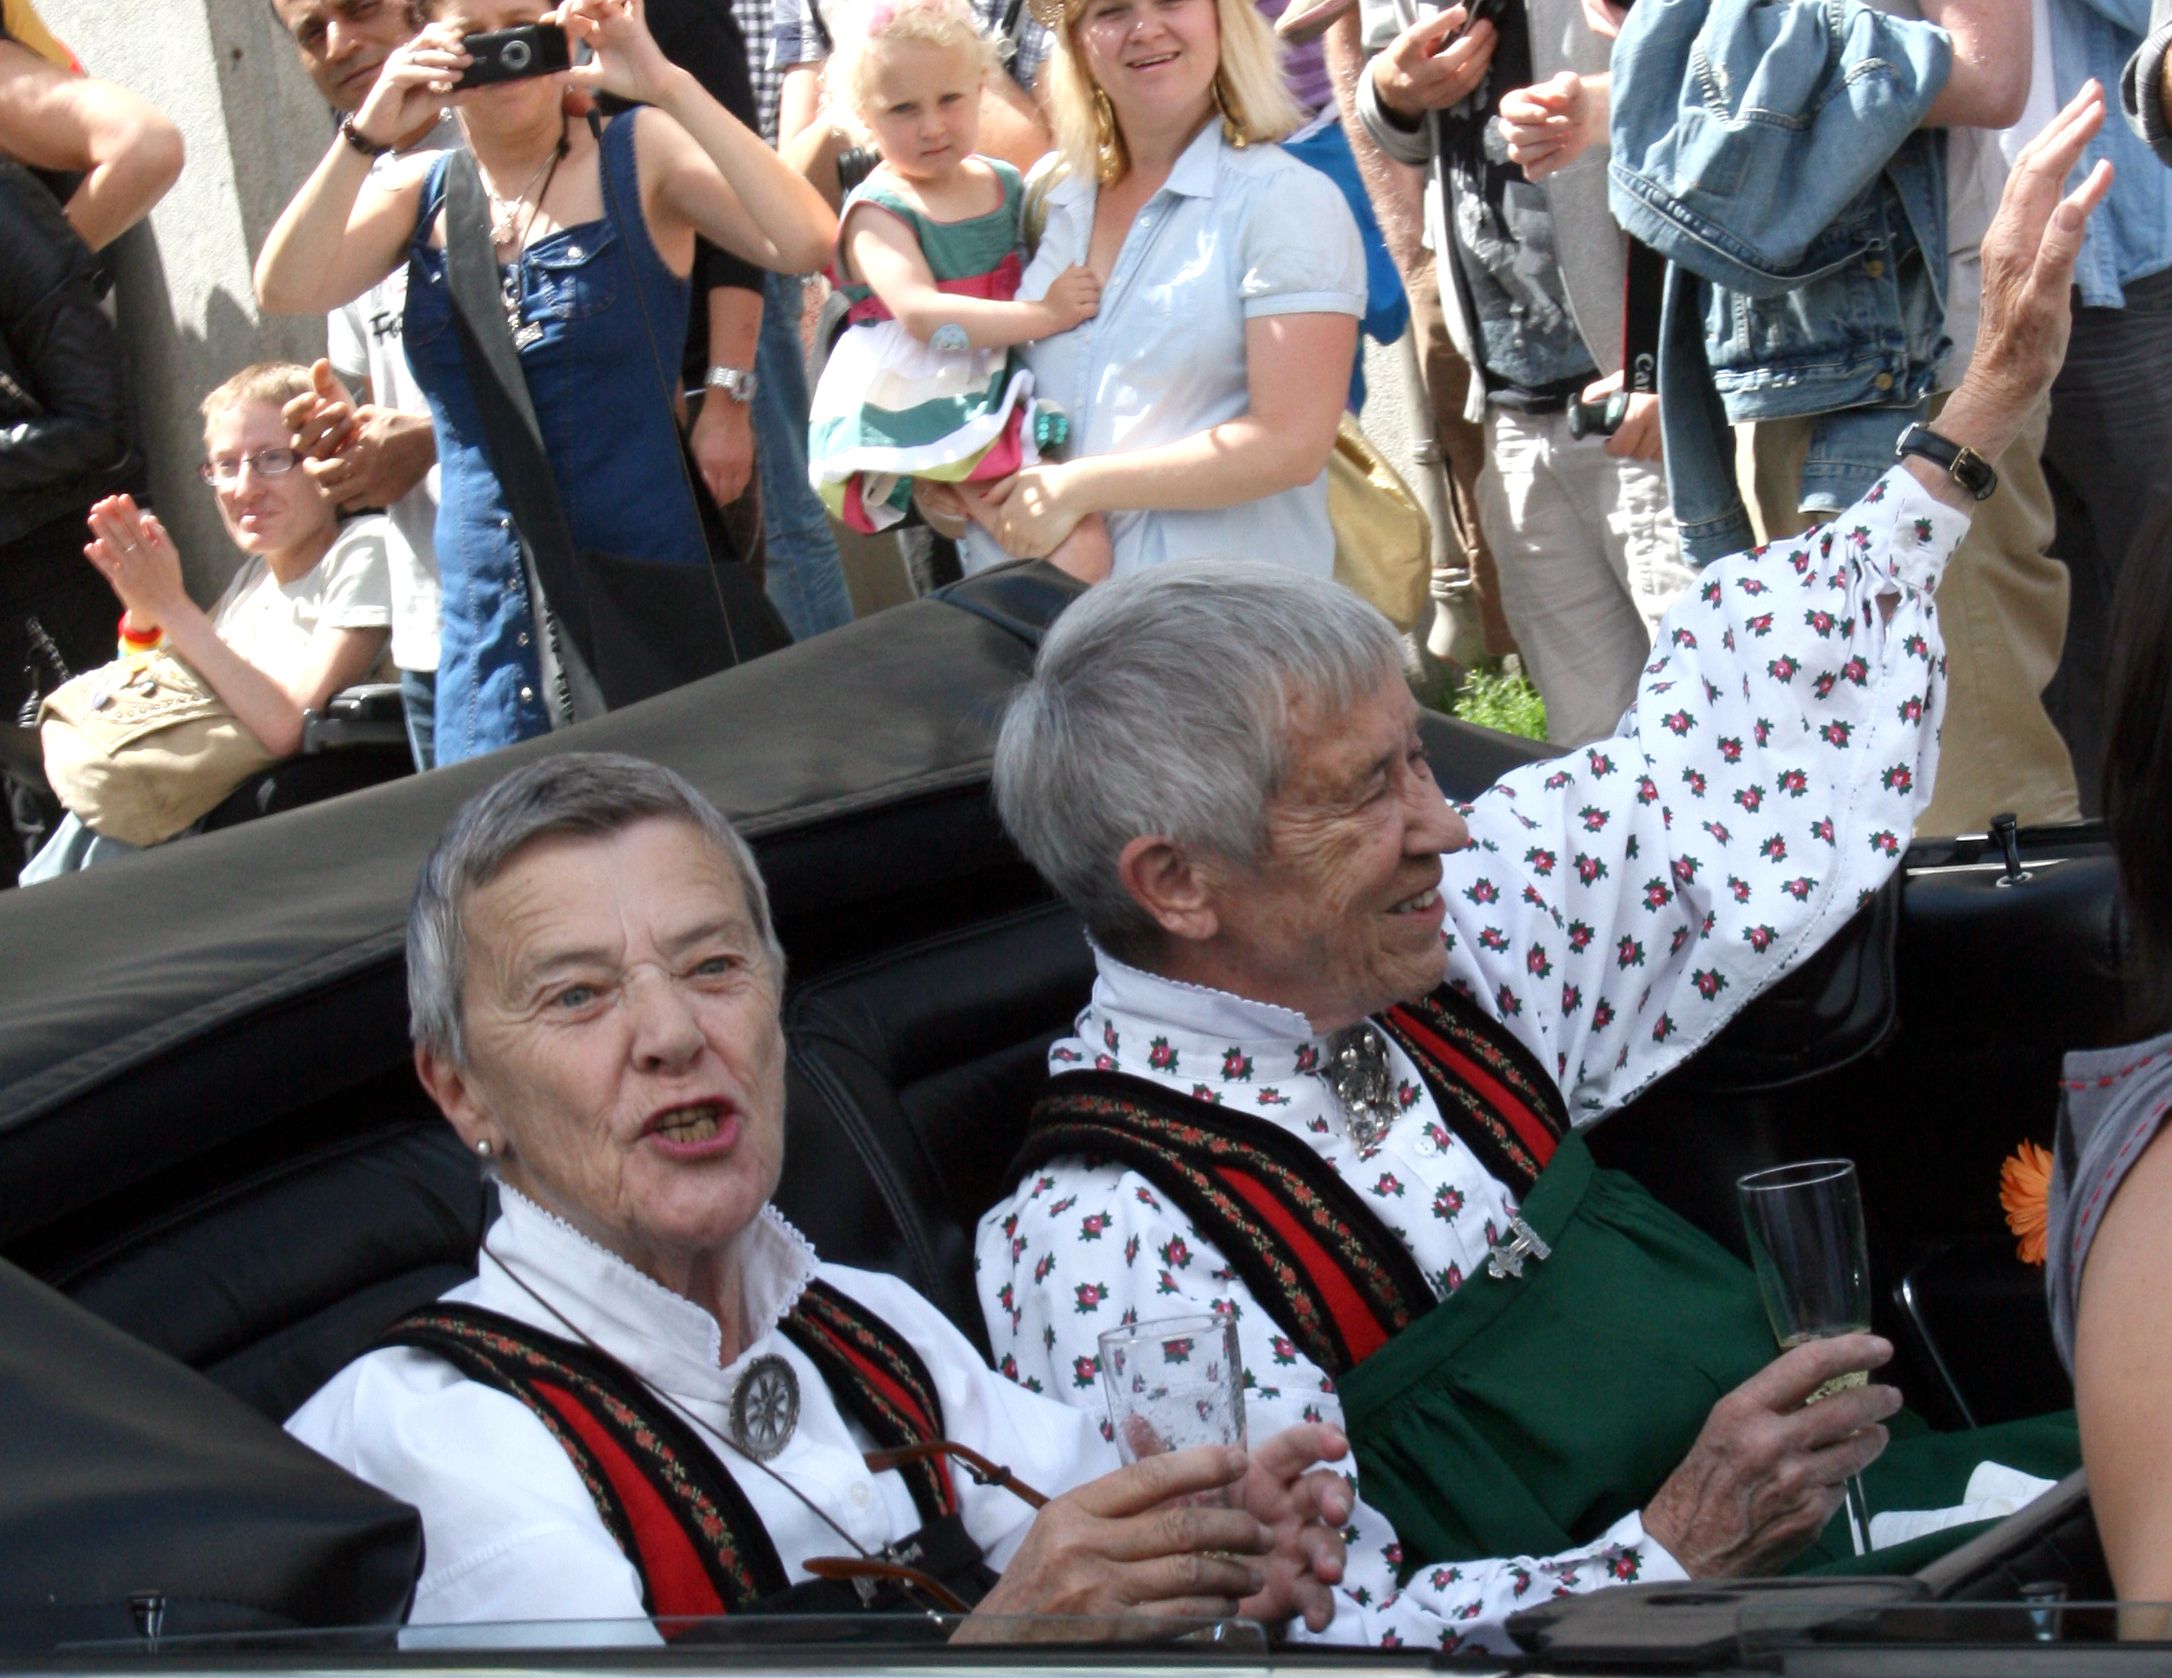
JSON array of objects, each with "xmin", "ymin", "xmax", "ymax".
[
  {"xmin": 1011, "ymin": 982, "xmax": 1570, "ymax": 1379},
  {"xmin": 378, "ymin": 1277, "xmax": 975, "ymax": 1619}
]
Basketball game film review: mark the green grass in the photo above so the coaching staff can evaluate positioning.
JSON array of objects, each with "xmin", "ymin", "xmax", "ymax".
[{"xmin": 1451, "ymin": 661, "xmax": 1548, "ymax": 742}]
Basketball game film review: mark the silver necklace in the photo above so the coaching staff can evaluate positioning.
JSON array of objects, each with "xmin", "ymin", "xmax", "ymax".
[{"xmin": 1317, "ymin": 1022, "xmax": 1400, "ymax": 1151}]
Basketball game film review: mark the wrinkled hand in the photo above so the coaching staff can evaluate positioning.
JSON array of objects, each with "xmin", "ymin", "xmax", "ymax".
[
  {"xmin": 1579, "ymin": 371, "xmax": 1660, "ymax": 462},
  {"xmin": 1501, "ymin": 71, "xmax": 1601, "ymax": 182},
  {"xmin": 1941, "ymin": 81, "xmax": 2114, "ymax": 465},
  {"xmin": 960, "ymin": 464, "xmax": 1082, "ymax": 559},
  {"xmin": 352, "ymin": 23, "xmax": 468, "ymax": 147},
  {"xmin": 690, "ymin": 391, "xmax": 756, "ymax": 506},
  {"xmin": 960, "ymin": 1445, "xmax": 1274, "ymax": 1639},
  {"xmin": 1040, "ymin": 264, "xmax": 1103, "ymax": 334},
  {"xmin": 82, "ymin": 495, "xmax": 189, "ymax": 630},
  {"xmin": 556, "ymin": 0, "xmax": 677, "ymax": 108},
  {"xmin": 1641, "ymin": 1334, "xmax": 1899, "ymax": 1578},
  {"xmin": 1231, "ymin": 1424, "xmax": 1353, "ymax": 1633},
  {"xmin": 1373, "ymin": 5, "xmax": 1498, "ymax": 122}
]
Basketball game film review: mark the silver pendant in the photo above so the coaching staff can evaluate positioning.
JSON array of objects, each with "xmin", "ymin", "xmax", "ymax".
[
  {"xmin": 1318, "ymin": 1023, "xmax": 1399, "ymax": 1151},
  {"xmin": 1484, "ymin": 1216, "xmax": 1552, "ymax": 1281},
  {"xmin": 728, "ymin": 1353, "xmax": 800, "ymax": 1461}
]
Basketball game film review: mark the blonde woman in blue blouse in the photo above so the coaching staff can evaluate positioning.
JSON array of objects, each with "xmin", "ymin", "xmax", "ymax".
[{"xmin": 941, "ymin": 0, "xmax": 1365, "ymax": 575}]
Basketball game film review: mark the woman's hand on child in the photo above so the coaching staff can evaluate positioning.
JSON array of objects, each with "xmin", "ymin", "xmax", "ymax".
[
  {"xmin": 83, "ymin": 497, "xmax": 189, "ymax": 630},
  {"xmin": 962, "ymin": 464, "xmax": 1085, "ymax": 558},
  {"xmin": 1038, "ymin": 264, "xmax": 1102, "ymax": 335}
]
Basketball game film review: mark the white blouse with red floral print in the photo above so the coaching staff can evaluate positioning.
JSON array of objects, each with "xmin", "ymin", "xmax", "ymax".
[{"xmin": 975, "ymin": 468, "xmax": 1972, "ymax": 1649}]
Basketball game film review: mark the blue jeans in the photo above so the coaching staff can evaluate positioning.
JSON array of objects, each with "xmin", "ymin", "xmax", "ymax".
[
  {"xmin": 755, "ymin": 271, "xmax": 854, "ymax": 640},
  {"xmin": 400, "ymin": 666, "xmax": 436, "ymax": 772}
]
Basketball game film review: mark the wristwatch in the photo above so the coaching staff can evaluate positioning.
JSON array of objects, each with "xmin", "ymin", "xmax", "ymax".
[
  {"xmin": 1894, "ymin": 422, "xmax": 1999, "ymax": 502},
  {"xmin": 705, "ymin": 366, "xmax": 758, "ymax": 404}
]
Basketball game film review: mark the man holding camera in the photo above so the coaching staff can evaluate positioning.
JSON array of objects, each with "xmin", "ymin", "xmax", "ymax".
[{"xmin": 1355, "ymin": 0, "xmax": 1688, "ymax": 750}]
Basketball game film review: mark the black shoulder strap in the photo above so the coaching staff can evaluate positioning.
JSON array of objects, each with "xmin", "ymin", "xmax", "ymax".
[
  {"xmin": 779, "ymin": 1279, "xmax": 957, "ymax": 1525},
  {"xmin": 439, "ymin": 149, "xmax": 606, "ymax": 721},
  {"xmin": 1011, "ymin": 1071, "xmax": 1436, "ymax": 1377},
  {"xmin": 378, "ymin": 1301, "xmax": 789, "ymax": 1617},
  {"xmin": 1379, "ymin": 983, "xmax": 1570, "ymax": 1202}
]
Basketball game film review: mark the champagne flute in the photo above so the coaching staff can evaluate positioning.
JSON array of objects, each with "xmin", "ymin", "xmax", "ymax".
[
  {"xmin": 1737, "ymin": 1159, "xmax": 1876, "ymax": 1556},
  {"xmin": 1097, "ymin": 1313, "xmax": 1248, "ymax": 1508}
]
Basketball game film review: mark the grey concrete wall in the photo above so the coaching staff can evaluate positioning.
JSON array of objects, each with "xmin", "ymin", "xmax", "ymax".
[{"xmin": 44, "ymin": 0, "xmax": 334, "ymax": 599}]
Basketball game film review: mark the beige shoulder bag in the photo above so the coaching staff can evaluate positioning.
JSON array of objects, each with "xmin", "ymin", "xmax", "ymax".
[
  {"xmin": 1329, "ymin": 414, "xmax": 1433, "ymax": 633},
  {"xmin": 38, "ymin": 650, "xmax": 275, "ymax": 847}
]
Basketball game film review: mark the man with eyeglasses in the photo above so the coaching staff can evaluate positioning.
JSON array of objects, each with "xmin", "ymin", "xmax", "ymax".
[{"xmin": 267, "ymin": 0, "xmax": 452, "ymax": 773}]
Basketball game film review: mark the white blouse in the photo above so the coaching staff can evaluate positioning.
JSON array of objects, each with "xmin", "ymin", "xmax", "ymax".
[
  {"xmin": 288, "ymin": 1186, "xmax": 1113, "ymax": 1634},
  {"xmin": 965, "ymin": 125, "xmax": 1366, "ymax": 578}
]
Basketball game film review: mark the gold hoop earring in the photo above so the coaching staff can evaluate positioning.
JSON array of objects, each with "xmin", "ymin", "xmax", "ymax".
[
  {"xmin": 1211, "ymin": 71, "xmax": 1248, "ymax": 147},
  {"xmin": 1092, "ymin": 85, "xmax": 1126, "ymax": 184}
]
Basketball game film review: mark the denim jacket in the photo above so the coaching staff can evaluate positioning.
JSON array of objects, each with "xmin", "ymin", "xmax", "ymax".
[
  {"xmin": 1609, "ymin": 0, "xmax": 1952, "ymax": 562},
  {"xmin": 2071, "ymin": 0, "xmax": 2172, "ymax": 305}
]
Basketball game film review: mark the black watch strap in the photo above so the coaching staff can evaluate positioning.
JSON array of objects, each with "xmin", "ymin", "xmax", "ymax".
[{"xmin": 1895, "ymin": 422, "xmax": 1999, "ymax": 502}]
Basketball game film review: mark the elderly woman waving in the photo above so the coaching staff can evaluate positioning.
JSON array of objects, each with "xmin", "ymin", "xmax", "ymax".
[
  {"xmin": 287, "ymin": 753, "xmax": 1351, "ymax": 1635},
  {"xmin": 945, "ymin": 0, "xmax": 1365, "ymax": 575}
]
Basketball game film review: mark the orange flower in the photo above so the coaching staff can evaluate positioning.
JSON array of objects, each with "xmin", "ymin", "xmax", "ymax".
[{"xmin": 2000, "ymin": 1139, "xmax": 2054, "ymax": 1266}]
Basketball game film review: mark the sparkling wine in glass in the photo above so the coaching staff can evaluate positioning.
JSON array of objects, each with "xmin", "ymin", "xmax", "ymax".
[
  {"xmin": 1097, "ymin": 1313, "xmax": 1247, "ymax": 1507},
  {"xmin": 1737, "ymin": 1158, "xmax": 1876, "ymax": 1555}
]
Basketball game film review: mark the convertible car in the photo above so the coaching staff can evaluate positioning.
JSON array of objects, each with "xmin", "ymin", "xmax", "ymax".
[{"xmin": 0, "ymin": 561, "xmax": 2131, "ymax": 1670}]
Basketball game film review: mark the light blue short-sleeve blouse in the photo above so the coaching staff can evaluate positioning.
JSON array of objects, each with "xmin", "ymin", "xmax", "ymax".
[{"xmin": 964, "ymin": 124, "xmax": 1366, "ymax": 578}]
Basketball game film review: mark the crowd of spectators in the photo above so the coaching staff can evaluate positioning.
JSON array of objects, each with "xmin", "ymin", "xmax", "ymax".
[{"xmin": 0, "ymin": 0, "xmax": 2167, "ymax": 855}]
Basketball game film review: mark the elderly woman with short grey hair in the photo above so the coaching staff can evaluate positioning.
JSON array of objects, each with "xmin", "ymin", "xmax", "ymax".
[
  {"xmin": 977, "ymin": 101, "xmax": 2108, "ymax": 1650},
  {"xmin": 287, "ymin": 752, "xmax": 1354, "ymax": 1635}
]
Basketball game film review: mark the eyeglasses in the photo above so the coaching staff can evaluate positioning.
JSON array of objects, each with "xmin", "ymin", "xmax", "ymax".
[{"xmin": 200, "ymin": 447, "xmax": 300, "ymax": 487}]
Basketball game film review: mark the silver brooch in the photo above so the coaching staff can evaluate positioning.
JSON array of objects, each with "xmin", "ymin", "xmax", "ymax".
[
  {"xmin": 1317, "ymin": 1023, "xmax": 1399, "ymax": 1152},
  {"xmin": 728, "ymin": 1353, "xmax": 800, "ymax": 1462}
]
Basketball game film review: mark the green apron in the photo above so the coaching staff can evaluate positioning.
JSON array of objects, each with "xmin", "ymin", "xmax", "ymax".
[{"xmin": 1335, "ymin": 1131, "xmax": 2078, "ymax": 1577}]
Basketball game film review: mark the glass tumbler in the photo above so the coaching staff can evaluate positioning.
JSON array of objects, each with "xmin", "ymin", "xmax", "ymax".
[{"xmin": 1097, "ymin": 1313, "xmax": 1248, "ymax": 1506}]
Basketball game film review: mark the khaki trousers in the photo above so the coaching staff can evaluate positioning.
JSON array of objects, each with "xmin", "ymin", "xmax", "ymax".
[
  {"xmin": 1407, "ymin": 251, "xmax": 1516, "ymax": 657},
  {"xmin": 1742, "ymin": 394, "xmax": 2080, "ymax": 834}
]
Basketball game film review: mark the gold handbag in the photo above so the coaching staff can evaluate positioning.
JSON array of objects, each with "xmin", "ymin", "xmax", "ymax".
[
  {"xmin": 38, "ymin": 649, "xmax": 275, "ymax": 847},
  {"xmin": 1329, "ymin": 413, "xmax": 1432, "ymax": 633}
]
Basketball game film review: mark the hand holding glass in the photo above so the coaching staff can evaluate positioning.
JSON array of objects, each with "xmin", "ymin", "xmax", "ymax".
[
  {"xmin": 1736, "ymin": 1159, "xmax": 1876, "ymax": 1554},
  {"xmin": 1097, "ymin": 1314, "xmax": 1247, "ymax": 1508}
]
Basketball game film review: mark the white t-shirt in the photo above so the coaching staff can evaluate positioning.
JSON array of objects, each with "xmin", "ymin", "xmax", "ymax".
[
  {"xmin": 211, "ymin": 517, "xmax": 395, "ymax": 690},
  {"xmin": 327, "ymin": 121, "xmax": 456, "ymax": 675}
]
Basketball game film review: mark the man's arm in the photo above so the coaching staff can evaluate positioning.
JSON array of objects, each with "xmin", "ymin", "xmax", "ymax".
[
  {"xmin": 0, "ymin": 40, "xmax": 181, "ymax": 250},
  {"xmin": 1917, "ymin": 0, "xmax": 2030, "ymax": 128},
  {"xmin": 689, "ymin": 284, "xmax": 762, "ymax": 507}
]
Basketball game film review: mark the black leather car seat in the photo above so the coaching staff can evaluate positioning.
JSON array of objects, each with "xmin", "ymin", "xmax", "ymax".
[{"xmin": 780, "ymin": 901, "xmax": 1097, "ymax": 1354}]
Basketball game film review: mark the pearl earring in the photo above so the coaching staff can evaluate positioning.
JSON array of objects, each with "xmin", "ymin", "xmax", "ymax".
[{"xmin": 476, "ymin": 1138, "xmax": 493, "ymax": 1159}]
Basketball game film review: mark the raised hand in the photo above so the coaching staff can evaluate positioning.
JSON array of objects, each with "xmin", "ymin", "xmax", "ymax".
[
  {"xmin": 1641, "ymin": 1333, "xmax": 1900, "ymax": 1578},
  {"xmin": 285, "ymin": 360, "xmax": 357, "ymax": 463},
  {"xmin": 351, "ymin": 23, "xmax": 469, "ymax": 149},
  {"xmin": 555, "ymin": 0, "xmax": 679, "ymax": 109},
  {"xmin": 82, "ymin": 495, "xmax": 189, "ymax": 631},
  {"xmin": 1944, "ymin": 82, "xmax": 2114, "ymax": 459},
  {"xmin": 1373, "ymin": 5, "xmax": 1498, "ymax": 122}
]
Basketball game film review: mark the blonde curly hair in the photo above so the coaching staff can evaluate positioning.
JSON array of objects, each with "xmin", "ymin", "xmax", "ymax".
[
  {"xmin": 823, "ymin": 0, "xmax": 1005, "ymax": 144},
  {"xmin": 1046, "ymin": 0, "xmax": 1300, "ymax": 184}
]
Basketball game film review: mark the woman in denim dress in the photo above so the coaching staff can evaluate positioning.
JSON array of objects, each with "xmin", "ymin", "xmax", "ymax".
[{"xmin": 256, "ymin": 0, "xmax": 834, "ymax": 765}]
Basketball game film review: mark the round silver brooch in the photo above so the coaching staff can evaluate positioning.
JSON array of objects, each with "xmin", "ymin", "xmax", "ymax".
[{"xmin": 729, "ymin": 1353, "xmax": 800, "ymax": 1462}]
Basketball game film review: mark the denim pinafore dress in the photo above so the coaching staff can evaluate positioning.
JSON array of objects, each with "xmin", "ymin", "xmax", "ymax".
[{"xmin": 403, "ymin": 112, "xmax": 698, "ymax": 766}]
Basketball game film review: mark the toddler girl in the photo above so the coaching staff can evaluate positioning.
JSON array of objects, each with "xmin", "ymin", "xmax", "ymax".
[{"xmin": 806, "ymin": 0, "xmax": 1110, "ymax": 579}]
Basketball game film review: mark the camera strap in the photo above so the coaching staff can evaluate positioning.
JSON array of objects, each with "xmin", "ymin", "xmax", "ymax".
[{"xmin": 441, "ymin": 146, "xmax": 606, "ymax": 726}]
